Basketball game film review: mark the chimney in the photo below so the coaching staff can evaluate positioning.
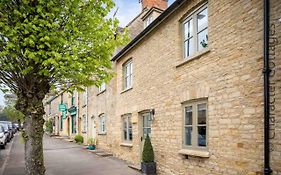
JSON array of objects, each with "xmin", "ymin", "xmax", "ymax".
[{"xmin": 140, "ymin": 0, "xmax": 168, "ymax": 11}]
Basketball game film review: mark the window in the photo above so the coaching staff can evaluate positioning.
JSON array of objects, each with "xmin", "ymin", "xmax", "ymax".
[
  {"xmin": 145, "ymin": 16, "xmax": 153, "ymax": 28},
  {"xmin": 82, "ymin": 114, "xmax": 87, "ymax": 133},
  {"xmin": 99, "ymin": 114, "xmax": 106, "ymax": 134},
  {"xmin": 71, "ymin": 94, "xmax": 75, "ymax": 106},
  {"xmin": 122, "ymin": 114, "xmax": 132, "ymax": 142},
  {"xmin": 98, "ymin": 82, "xmax": 106, "ymax": 93},
  {"xmin": 183, "ymin": 100, "xmax": 207, "ymax": 149},
  {"xmin": 123, "ymin": 60, "xmax": 133, "ymax": 90},
  {"xmin": 83, "ymin": 91, "xmax": 87, "ymax": 106},
  {"xmin": 183, "ymin": 4, "xmax": 208, "ymax": 58}
]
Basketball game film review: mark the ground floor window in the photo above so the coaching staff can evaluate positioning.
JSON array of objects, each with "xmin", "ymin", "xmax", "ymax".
[
  {"xmin": 82, "ymin": 114, "xmax": 87, "ymax": 133},
  {"xmin": 183, "ymin": 99, "xmax": 208, "ymax": 149},
  {"xmin": 99, "ymin": 114, "xmax": 106, "ymax": 134},
  {"xmin": 122, "ymin": 114, "xmax": 132, "ymax": 142}
]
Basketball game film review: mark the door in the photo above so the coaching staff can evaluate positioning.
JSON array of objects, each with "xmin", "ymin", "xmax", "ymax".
[
  {"xmin": 67, "ymin": 117, "xmax": 70, "ymax": 136},
  {"xmin": 71, "ymin": 115, "xmax": 76, "ymax": 134},
  {"xmin": 140, "ymin": 112, "xmax": 152, "ymax": 161}
]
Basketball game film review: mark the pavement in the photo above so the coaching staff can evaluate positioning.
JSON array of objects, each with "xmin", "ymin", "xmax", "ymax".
[{"xmin": 0, "ymin": 133, "xmax": 141, "ymax": 175}]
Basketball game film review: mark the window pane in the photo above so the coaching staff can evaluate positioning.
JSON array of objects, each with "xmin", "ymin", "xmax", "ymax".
[
  {"xmin": 197, "ymin": 28, "xmax": 208, "ymax": 51},
  {"xmin": 184, "ymin": 37, "xmax": 194, "ymax": 58},
  {"xmin": 129, "ymin": 128, "xmax": 133, "ymax": 141},
  {"xmin": 198, "ymin": 103, "xmax": 206, "ymax": 124},
  {"xmin": 197, "ymin": 8, "xmax": 208, "ymax": 32},
  {"xmin": 185, "ymin": 127, "xmax": 192, "ymax": 145},
  {"xmin": 185, "ymin": 106, "xmax": 192, "ymax": 125},
  {"xmin": 198, "ymin": 126, "xmax": 206, "ymax": 147},
  {"xmin": 184, "ymin": 19, "xmax": 193, "ymax": 40},
  {"xmin": 124, "ymin": 129, "xmax": 127, "ymax": 140}
]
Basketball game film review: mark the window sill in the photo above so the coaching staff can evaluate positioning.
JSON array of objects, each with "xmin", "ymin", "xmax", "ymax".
[
  {"xmin": 97, "ymin": 90, "xmax": 106, "ymax": 96},
  {"xmin": 120, "ymin": 143, "xmax": 133, "ymax": 147},
  {"xmin": 121, "ymin": 87, "xmax": 133, "ymax": 94},
  {"xmin": 176, "ymin": 48, "xmax": 210, "ymax": 68},
  {"xmin": 98, "ymin": 132, "xmax": 107, "ymax": 135},
  {"xmin": 178, "ymin": 149, "xmax": 210, "ymax": 158}
]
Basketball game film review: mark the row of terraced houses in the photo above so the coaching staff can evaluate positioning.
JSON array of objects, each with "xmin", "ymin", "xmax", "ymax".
[{"xmin": 44, "ymin": 0, "xmax": 281, "ymax": 174}]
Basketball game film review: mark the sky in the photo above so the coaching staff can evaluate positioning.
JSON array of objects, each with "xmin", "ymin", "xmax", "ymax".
[
  {"xmin": 0, "ymin": 0, "xmax": 176, "ymax": 107},
  {"xmin": 112, "ymin": 0, "xmax": 176, "ymax": 27}
]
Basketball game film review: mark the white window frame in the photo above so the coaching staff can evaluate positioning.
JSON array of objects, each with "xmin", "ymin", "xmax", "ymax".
[
  {"xmin": 122, "ymin": 114, "xmax": 133, "ymax": 143},
  {"xmin": 98, "ymin": 82, "xmax": 106, "ymax": 93},
  {"xmin": 145, "ymin": 16, "xmax": 153, "ymax": 28},
  {"xmin": 83, "ymin": 91, "xmax": 87, "ymax": 106},
  {"xmin": 123, "ymin": 59, "xmax": 133, "ymax": 90},
  {"xmin": 182, "ymin": 99, "xmax": 208, "ymax": 150},
  {"xmin": 183, "ymin": 4, "xmax": 208, "ymax": 59},
  {"xmin": 99, "ymin": 114, "xmax": 106, "ymax": 134}
]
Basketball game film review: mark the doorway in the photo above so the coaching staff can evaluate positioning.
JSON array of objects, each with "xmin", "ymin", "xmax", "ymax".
[{"xmin": 139, "ymin": 112, "xmax": 152, "ymax": 162}]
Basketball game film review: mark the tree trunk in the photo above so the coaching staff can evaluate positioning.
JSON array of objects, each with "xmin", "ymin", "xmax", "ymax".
[
  {"xmin": 24, "ymin": 106, "xmax": 45, "ymax": 175},
  {"xmin": 16, "ymin": 82, "xmax": 49, "ymax": 175}
]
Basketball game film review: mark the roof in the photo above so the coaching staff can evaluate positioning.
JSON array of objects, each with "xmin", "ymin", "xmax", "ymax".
[{"xmin": 111, "ymin": 0, "xmax": 187, "ymax": 62}]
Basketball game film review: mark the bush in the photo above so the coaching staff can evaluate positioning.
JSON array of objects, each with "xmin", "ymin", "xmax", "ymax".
[
  {"xmin": 45, "ymin": 119, "xmax": 53, "ymax": 134},
  {"xmin": 88, "ymin": 138, "xmax": 96, "ymax": 146},
  {"xmin": 142, "ymin": 135, "xmax": 154, "ymax": 163},
  {"xmin": 74, "ymin": 134, "xmax": 84, "ymax": 144}
]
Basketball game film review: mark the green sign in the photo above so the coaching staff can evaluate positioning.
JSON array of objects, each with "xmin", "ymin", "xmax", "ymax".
[
  {"xmin": 62, "ymin": 110, "xmax": 67, "ymax": 119},
  {"xmin": 59, "ymin": 103, "xmax": 67, "ymax": 111}
]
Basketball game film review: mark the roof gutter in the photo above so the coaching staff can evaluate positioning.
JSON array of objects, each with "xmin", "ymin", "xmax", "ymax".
[
  {"xmin": 111, "ymin": 0, "xmax": 186, "ymax": 62},
  {"xmin": 263, "ymin": 0, "xmax": 272, "ymax": 174}
]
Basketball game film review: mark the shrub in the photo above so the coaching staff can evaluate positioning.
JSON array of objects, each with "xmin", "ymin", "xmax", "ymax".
[
  {"xmin": 88, "ymin": 138, "xmax": 96, "ymax": 146},
  {"xmin": 74, "ymin": 134, "xmax": 84, "ymax": 144},
  {"xmin": 142, "ymin": 135, "xmax": 154, "ymax": 163}
]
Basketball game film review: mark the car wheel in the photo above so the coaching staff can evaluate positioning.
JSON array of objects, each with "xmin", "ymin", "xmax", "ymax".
[{"xmin": 1, "ymin": 145, "xmax": 5, "ymax": 149}]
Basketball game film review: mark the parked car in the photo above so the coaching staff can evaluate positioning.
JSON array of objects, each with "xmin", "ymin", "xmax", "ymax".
[
  {"xmin": 0, "ymin": 122, "xmax": 13, "ymax": 141},
  {"xmin": 0, "ymin": 123, "xmax": 10, "ymax": 143},
  {"xmin": 12, "ymin": 123, "xmax": 17, "ymax": 134},
  {"xmin": 13, "ymin": 123, "xmax": 20, "ymax": 131},
  {"xmin": 0, "ymin": 125, "xmax": 7, "ymax": 149}
]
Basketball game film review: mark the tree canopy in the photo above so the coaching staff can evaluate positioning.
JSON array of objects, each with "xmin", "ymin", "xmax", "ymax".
[
  {"xmin": 0, "ymin": 1, "xmax": 128, "ymax": 174},
  {"xmin": 0, "ymin": 0, "xmax": 128, "ymax": 96}
]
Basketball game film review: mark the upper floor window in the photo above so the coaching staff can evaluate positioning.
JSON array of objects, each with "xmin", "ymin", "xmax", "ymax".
[
  {"xmin": 145, "ymin": 16, "xmax": 153, "ymax": 28},
  {"xmin": 183, "ymin": 99, "xmax": 207, "ymax": 149},
  {"xmin": 98, "ymin": 82, "xmax": 106, "ymax": 93},
  {"xmin": 122, "ymin": 114, "xmax": 133, "ymax": 142},
  {"xmin": 183, "ymin": 4, "xmax": 208, "ymax": 58},
  {"xmin": 123, "ymin": 59, "xmax": 133, "ymax": 90},
  {"xmin": 71, "ymin": 94, "xmax": 75, "ymax": 106},
  {"xmin": 99, "ymin": 114, "xmax": 106, "ymax": 134},
  {"xmin": 83, "ymin": 91, "xmax": 87, "ymax": 106}
]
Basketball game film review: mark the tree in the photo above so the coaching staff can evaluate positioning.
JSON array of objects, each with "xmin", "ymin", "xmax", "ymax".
[
  {"xmin": 142, "ymin": 135, "xmax": 155, "ymax": 163},
  {"xmin": 0, "ymin": 0, "xmax": 128, "ymax": 174},
  {"xmin": 3, "ymin": 105, "xmax": 24, "ymax": 122}
]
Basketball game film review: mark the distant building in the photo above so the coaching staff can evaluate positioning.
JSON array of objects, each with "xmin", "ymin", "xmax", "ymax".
[{"xmin": 44, "ymin": 0, "xmax": 281, "ymax": 174}]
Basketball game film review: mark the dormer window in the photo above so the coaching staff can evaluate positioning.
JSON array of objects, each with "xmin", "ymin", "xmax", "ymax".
[{"xmin": 145, "ymin": 16, "xmax": 153, "ymax": 28}]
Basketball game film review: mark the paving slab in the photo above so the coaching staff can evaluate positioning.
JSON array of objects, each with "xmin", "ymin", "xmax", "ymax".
[{"xmin": 1, "ymin": 134, "xmax": 141, "ymax": 175}]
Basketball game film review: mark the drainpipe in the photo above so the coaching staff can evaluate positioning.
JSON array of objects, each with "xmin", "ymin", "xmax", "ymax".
[{"xmin": 263, "ymin": 0, "xmax": 272, "ymax": 174}]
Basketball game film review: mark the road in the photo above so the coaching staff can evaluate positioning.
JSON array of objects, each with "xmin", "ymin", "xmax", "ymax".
[{"xmin": 0, "ymin": 133, "xmax": 141, "ymax": 175}]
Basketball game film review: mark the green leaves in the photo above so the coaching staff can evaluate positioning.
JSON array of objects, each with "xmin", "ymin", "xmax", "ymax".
[{"xmin": 0, "ymin": 0, "xmax": 128, "ymax": 93}]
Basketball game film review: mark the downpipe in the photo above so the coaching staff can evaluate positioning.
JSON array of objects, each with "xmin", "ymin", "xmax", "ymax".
[{"xmin": 263, "ymin": 0, "xmax": 272, "ymax": 174}]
